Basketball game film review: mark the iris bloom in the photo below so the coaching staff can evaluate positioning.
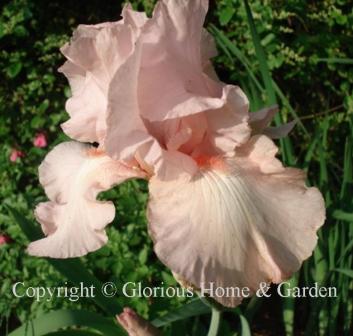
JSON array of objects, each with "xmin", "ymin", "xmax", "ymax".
[{"xmin": 28, "ymin": 0, "xmax": 325, "ymax": 307}]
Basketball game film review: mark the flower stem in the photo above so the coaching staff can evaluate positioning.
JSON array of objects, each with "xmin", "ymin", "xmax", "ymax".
[{"xmin": 207, "ymin": 308, "xmax": 221, "ymax": 336}]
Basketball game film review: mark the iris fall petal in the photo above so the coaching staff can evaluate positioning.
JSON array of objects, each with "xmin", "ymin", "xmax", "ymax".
[
  {"xmin": 147, "ymin": 135, "xmax": 325, "ymax": 307},
  {"xmin": 28, "ymin": 141, "xmax": 145, "ymax": 258}
]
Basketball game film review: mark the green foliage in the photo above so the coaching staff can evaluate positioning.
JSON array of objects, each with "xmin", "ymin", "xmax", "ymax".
[
  {"xmin": 213, "ymin": 0, "xmax": 353, "ymax": 120},
  {"xmin": 8, "ymin": 310, "xmax": 124, "ymax": 336},
  {"xmin": 1, "ymin": 0, "xmax": 352, "ymax": 335}
]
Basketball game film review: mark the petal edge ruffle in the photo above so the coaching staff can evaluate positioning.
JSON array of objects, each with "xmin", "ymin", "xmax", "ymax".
[
  {"xmin": 147, "ymin": 135, "xmax": 325, "ymax": 307},
  {"xmin": 28, "ymin": 142, "xmax": 145, "ymax": 258}
]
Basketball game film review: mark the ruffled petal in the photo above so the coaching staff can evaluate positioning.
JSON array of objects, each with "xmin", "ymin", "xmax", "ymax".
[
  {"xmin": 201, "ymin": 28, "xmax": 218, "ymax": 65},
  {"xmin": 103, "ymin": 0, "xmax": 249, "ymax": 164},
  {"xmin": 122, "ymin": 3, "xmax": 148, "ymax": 30},
  {"xmin": 105, "ymin": 39, "xmax": 162, "ymax": 165},
  {"xmin": 60, "ymin": 65, "xmax": 106, "ymax": 142},
  {"xmin": 205, "ymin": 85, "xmax": 251, "ymax": 154},
  {"xmin": 166, "ymin": 127, "xmax": 193, "ymax": 151},
  {"xmin": 104, "ymin": 26, "xmax": 201, "ymax": 180},
  {"xmin": 140, "ymin": 85, "xmax": 250, "ymax": 159},
  {"xmin": 147, "ymin": 135, "xmax": 325, "ymax": 307},
  {"xmin": 59, "ymin": 22, "xmax": 136, "ymax": 143},
  {"xmin": 28, "ymin": 142, "xmax": 145, "ymax": 258},
  {"xmin": 138, "ymin": 0, "xmax": 226, "ymax": 121},
  {"xmin": 201, "ymin": 28, "xmax": 219, "ymax": 82},
  {"xmin": 155, "ymin": 149, "xmax": 198, "ymax": 181},
  {"xmin": 147, "ymin": 113, "xmax": 208, "ymax": 155},
  {"xmin": 135, "ymin": 145, "xmax": 198, "ymax": 181}
]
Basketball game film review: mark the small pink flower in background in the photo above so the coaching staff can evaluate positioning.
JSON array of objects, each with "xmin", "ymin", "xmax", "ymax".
[
  {"xmin": 10, "ymin": 149, "xmax": 24, "ymax": 162},
  {"xmin": 33, "ymin": 133, "xmax": 47, "ymax": 148},
  {"xmin": 0, "ymin": 234, "xmax": 12, "ymax": 245},
  {"xmin": 116, "ymin": 308, "xmax": 160, "ymax": 336}
]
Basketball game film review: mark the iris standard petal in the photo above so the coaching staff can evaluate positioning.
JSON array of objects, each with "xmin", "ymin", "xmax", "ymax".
[
  {"xmin": 147, "ymin": 135, "xmax": 325, "ymax": 307},
  {"xmin": 105, "ymin": 40, "xmax": 161, "ymax": 163},
  {"xmin": 28, "ymin": 141, "xmax": 145, "ymax": 258},
  {"xmin": 59, "ymin": 21, "xmax": 136, "ymax": 143},
  {"xmin": 205, "ymin": 85, "xmax": 251, "ymax": 154},
  {"xmin": 138, "ymin": 0, "xmax": 228, "ymax": 122},
  {"xmin": 121, "ymin": 3, "xmax": 149, "ymax": 30}
]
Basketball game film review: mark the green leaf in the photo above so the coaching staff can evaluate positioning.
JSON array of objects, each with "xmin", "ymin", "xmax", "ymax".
[
  {"xmin": 210, "ymin": 25, "xmax": 307, "ymax": 136},
  {"xmin": 340, "ymin": 137, "xmax": 352, "ymax": 198},
  {"xmin": 242, "ymin": 0, "xmax": 276, "ymax": 105},
  {"xmin": 244, "ymin": 296, "xmax": 262, "ymax": 322},
  {"xmin": 242, "ymin": 0, "xmax": 297, "ymax": 165},
  {"xmin": 45, "ymin": 331, "xmax": 102, "ymax": 336},
  {"xmin": 261, "ymin": 33, "xmax": 275, "ymax": 47},
  {"xmin": 138, "ymin": 247, "xmax": 148, "ymax": 264},
  {"xmin": 335, "ymin": 238, "xmax": 353, "ymax": 266},
  {"xmin": 0, "ymin": 22, "xmax": 5, "ymax": 38},
  {"xmin": 282, "ymin": 274, "xmax": 298, "ymax": 336},
  {"xmin": 6, "ymin": 62, "xmax": 22, "ymax": 78},
  {"xmin": 272, "ymin": 81, "xmax": 308, "ymax": 136},
  {"xmin": 207, "ymin": 309, "xmax": 221, "ymax": 336},
  {"xmin": 30, "ymin": 116, "xmax": 45, "ymax": 129},
  {"xmin": 333, "ymin": 268, "xmax": 353, "ymax": 279},
  {"xmin": 317, "ymin": 58, "xmax": 353, "ymax": 64},
  {"xmin": 219, "ymin": 7, "xmax": 236, "ymax": 26},
  {"xmin": 152, "ymin": 298, "xmax": 210, "ymax": 327},
  {"xmin": 332, "ymin": 210, "xmax": 353, "ymax": 222},
  {"xmin": 8, "ymin": 310, "xmax": 124, "ymax": 336},
  {"xmin": 303, "ymin": 127, "xmax": 320, "ymax": 170},
  {"xmin": 209, "ymin": 25, "xmax": 264, "ymax": 94},
  {"xmin": 38, "ymin": 99, "xmax": 50, "ymax": 114},
  {"xmin": 239, "ymin": 313, "xmax": 251, "ymax": 336}
]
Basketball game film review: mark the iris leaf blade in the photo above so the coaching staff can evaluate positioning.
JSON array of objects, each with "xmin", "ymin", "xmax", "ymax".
[{"xmin": 8, "ymin": 310, "xmax": 123, "ymax": 336}]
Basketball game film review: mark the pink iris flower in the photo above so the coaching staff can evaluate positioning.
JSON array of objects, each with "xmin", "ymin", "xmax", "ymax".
[
  {"xmin": 33, "ymin": 133, "xmax": 47, "ymax": 148},
  {"xmin": 28, "ymin": 0, "xmax": 325, "ymax": 307},
  {"xmin": 10, "ymin": 149, "xmax": 24, "ymax": 162}
]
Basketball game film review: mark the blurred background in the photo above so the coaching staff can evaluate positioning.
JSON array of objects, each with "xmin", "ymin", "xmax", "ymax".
[{"xmin": 1, "ymin": 0, "xmax": 352, "ymax": 335}]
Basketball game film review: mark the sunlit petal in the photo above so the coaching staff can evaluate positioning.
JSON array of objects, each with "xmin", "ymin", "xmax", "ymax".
[
  {"xmin": 148, "ymin": 135, "xmax": 325, "ymax": 307},
  {"xmin": 105, "ymin": 40, "xmax": 161, "ymax": 163},
  {"xmin": 28, "ymin": 142, "xmax": 145, "ymax": 258},
  {"xmin": 59, "ymin": 22, "xmax": 136, "ymax": 143},
  {"xmin": 206, "ymin": 85, "xmax": 251, "ymax": 154},
  {"xmin": 138, "ymin": 0, "xmax": 227, "ymax": 122}
]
